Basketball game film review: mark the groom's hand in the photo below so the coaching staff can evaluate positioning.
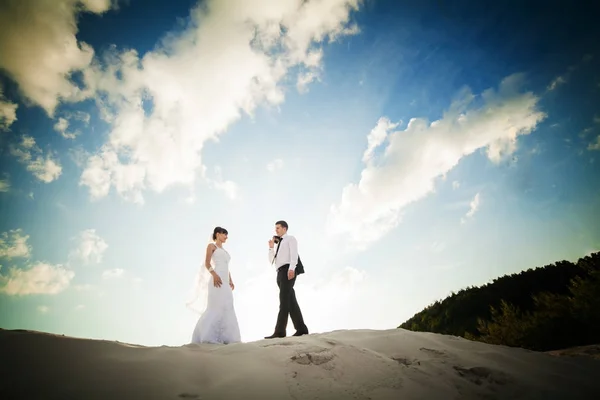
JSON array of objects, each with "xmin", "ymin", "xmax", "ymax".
[
  {"xmin": 268, "ymin": 239, "xmax": 275, "ymax": 248},
  {"xmin": 287, "ymin": 269, "xmax": 295, "ymax": 280}
]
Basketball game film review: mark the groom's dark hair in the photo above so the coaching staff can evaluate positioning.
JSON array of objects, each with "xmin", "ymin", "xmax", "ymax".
[{"xmin": 275, "ymin": 220, "xmax": 288, "ymax": 230}]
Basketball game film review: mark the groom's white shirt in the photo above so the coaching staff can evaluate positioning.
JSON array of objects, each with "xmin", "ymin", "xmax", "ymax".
[{"xmin": 268, "ymin": 233, "xmax": 299, "ymax": 271}]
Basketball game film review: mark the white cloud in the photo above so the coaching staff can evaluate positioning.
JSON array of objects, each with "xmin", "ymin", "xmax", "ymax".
[
  {"xmin": 212, "ymin": 180, "xmax": 238, "ymax": 200},
  {"xmin": 208, "ymin": 166, "xmax": 238, "ymax": 200},
  {"xmin": 362, "ymin": 117, "xmax": 398, "ymax": 163},
  {"xmin": 547, "ymin": 75, "xmax": 566, "ymax": 91},
  {"xmin": 69, "ymin": 146, "xmax": 91, "ymax": 168},
  {"xmin": 37, "ymin": 305, "xmax": 49, "ymax": 314},
  {"xmin": 461, "ymin": 192, "xmax": 481, "ymax": 224},
  {"xmin": 0, "ymin": 0, "xmax": 113, "ymax": 116},
  {"xmin": 79, "ymin": 147, "xmax": 121, "ymax": 201},
  {"xmin": 588, "ymin": 136, "xmax": 600, "ymax": 151},
  {"xmin": 0, "ymin": 84, "xmax": 18, "ymax": 130},
  {"xmin": 579, "ymin": 126, "xmax": 594, "ymax": 138},
  {"xmin": 580, "ymin": 115, "xmax": 600, "ymax": 149},
  {"xmin": 53, "ymin": 111, "xmax": 91, "ymax": 139},
  {"xmin": 0, "ymin": 231, "xmax": 74, "ymax": 297},
  {"xmin": 70, "ymin": 229, "xmax": 108, "ymax": 265},
  {"xmin": 327, "ymin": 73, "xmax": 546, "ymax": 247},
  {"xmin": 0, "ymin": 178, "xmax": 10, "ymax": 193},
  {"xmin": 53, "ymin": 118, "xmax": 78, "ymax": 139},
  {"xmin": 267, "ymin": 158, "xmax": 284, "ymax": 172},
  {"xmin": 54, "ymin": 117, "xmax": 68, "ymax": 134},
  {"xmin": 297, "ymin": 70, "xmax": 319, "ymax": 93},
  {"xmin": 79, "ymin": 0, "xmax": 361, "ymax": 203},
  {"xmin": 0, "ymin": 229, "xmax": 31, "ymax": 259},
  {"xmin": 545, "ymin": 54, "xmax": 592, "ymax": 94},
  {"xmin": 67, "ymin": 110, "xmax": 92, "ymax": 125},
  {"xmin": 102, "ymin": 268, "xmax": 124, "ymax": 279},
  {"xmin": 9, "ymin": 135, "xmax": 62, "ymax": 183},
  {"xmin": 0, "ymin": 262, "xmax": 74, "ymax": 295}
]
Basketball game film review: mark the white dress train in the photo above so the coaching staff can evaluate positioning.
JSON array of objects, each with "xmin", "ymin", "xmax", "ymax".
[{"xmin": 191, "ymin": 246, "xmax": 241, "ymax": 344}]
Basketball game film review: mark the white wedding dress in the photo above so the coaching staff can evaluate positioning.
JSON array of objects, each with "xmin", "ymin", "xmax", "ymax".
[{"xmin": 191, "ymin": 246, "xmax": 241, "ymax": 344}]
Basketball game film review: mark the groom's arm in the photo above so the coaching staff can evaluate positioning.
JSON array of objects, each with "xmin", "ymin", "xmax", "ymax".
[
  {"xmin": 288, "ymin": 236, "xmax": 298, "ymax": 271},
  {"xmin": 268, "ymin": 246, "xmax": 275, "ymax": 264}
]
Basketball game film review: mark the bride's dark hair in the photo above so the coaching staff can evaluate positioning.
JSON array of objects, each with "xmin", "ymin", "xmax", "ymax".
[{"xmin": 212, "ymin": 226, "xmax": 228, "ymax": 240}]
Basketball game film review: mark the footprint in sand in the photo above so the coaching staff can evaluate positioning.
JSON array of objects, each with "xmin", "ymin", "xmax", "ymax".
[
  {"xmin": 419, "ymin": 347, "xmax": 447, "ymax": 358},
  {"xmin": 261, "ymin": 341, "xmax": 297, "ymax": 348},
  {"xmin": 391, "ymin": 356, "xmax": 421, "ymax": 367},
  {"xmin": 453, "ymin": 365, "xmax": 511, "ymax": 386},
  {"xmin": 178, "ymin": 393, "xmax": 201, "ymax": 399},
  {"xmin": 291, "ymin": 349, "xmax": 336, "ymax": 368}
]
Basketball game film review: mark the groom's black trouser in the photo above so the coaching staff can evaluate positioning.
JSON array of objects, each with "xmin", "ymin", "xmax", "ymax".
[{"xmin": 275, "ymin": 264, "xmax": 307, "ymax": 334}]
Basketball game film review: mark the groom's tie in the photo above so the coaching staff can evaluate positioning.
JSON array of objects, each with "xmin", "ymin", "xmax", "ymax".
[{"xmin": 272, "ymin": 238, "xmax": 282, "ymax": 265}]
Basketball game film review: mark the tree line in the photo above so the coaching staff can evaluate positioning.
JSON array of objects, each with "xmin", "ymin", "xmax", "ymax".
[{"xmin": 398, "ymin": 252, "xmax": 600, "ymax": 351}]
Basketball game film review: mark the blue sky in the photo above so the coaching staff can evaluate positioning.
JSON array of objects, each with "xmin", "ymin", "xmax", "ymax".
[{"xmin": 0, "ymin": 0, "xmax": 599, "ymax": 346}]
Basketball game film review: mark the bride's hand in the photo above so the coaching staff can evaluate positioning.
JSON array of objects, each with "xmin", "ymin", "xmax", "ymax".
[
  {"xmin": 212, "ymin": 272, "xmax": 223, "ymax": 288},
  {"xmin": 229, "ymin": 281, "xmax": 235, "ymax": 290}
]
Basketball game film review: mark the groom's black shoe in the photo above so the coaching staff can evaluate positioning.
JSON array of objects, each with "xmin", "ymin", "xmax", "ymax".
[
  {"xmin": 264, "ymin": 333, "xmax": 286, "ymax": 339},
  {"xmin": 292, "ymin": 329, "xmax": 309, "ymax": 337}
]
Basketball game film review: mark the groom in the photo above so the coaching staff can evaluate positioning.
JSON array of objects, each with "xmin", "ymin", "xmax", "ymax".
[{"xmin": 265, "ymin": 220, "xmax": 309, "ymax": 339}]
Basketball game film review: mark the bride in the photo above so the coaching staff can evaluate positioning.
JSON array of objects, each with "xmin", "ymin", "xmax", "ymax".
[{"xmin": 188, "ymin": 226, "xmax": 241, "ymax": 344}]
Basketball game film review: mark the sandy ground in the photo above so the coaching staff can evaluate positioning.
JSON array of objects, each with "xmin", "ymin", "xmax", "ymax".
[{"xmin": 2, "ymin": 327, "xmax": 599, "ymax": 399}]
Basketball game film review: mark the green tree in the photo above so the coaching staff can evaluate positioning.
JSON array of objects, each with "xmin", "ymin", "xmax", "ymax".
[{"xmin": 399, "ymin": 252, "xmax": 600, "ymax": 351}]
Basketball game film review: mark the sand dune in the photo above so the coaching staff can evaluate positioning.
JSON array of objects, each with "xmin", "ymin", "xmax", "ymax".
[{"xmin": 1, "ymin": 328, "xmax": 599, "ymax": 399}]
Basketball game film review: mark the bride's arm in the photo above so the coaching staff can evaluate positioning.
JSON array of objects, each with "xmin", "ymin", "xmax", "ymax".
[
  {"xmin": 205, "ymin": 243, "xmax": 216, "ymax": 272},
  {"xmin": 205, "ymin": 243, "xmax": 222, "ymax": 287}
]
